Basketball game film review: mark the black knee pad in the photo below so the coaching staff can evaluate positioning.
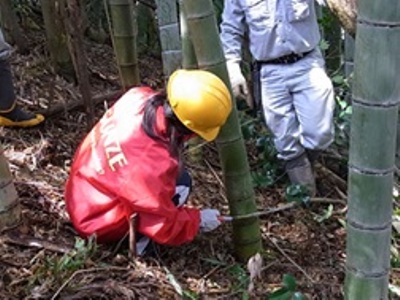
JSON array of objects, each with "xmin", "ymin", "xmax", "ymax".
[
  {"xmin": 176, "ymin": 169, "xmax": 192, "ymax": 190},
  {"xmin": 172, "ymin": 169, "xmax": 192, "ymax": 207}
]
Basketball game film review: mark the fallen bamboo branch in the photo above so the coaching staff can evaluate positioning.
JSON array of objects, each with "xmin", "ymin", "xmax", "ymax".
[
  {"xmin": 1, "ymin": 234, "xmax": 73, "ymax": 254},
  {"xmin": 221, "ymin": 197, "xmax": 347, "ymax": 221},
  {"xmin": 38, "ymin": 90, "xmax": 122, "ymax": 118}
]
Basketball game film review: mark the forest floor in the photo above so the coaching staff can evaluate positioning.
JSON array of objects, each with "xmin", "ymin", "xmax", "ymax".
[{"xmin": 0, "ymin": 30, "xmax": 399, "ymax": 300}]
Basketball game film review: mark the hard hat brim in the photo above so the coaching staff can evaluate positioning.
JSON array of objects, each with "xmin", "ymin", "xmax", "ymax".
[{"xmin": 195, "ymin": 126, "xmax": 220, "ymax": 142}]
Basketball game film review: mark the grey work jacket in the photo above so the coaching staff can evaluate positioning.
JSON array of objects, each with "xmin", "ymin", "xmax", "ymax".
[
  {"xmin": 0, "ymin": 28, "xmax": 11, "ymax": 60},
  {"xmin": 220, "ymin": 0, "xmax": 321, "ymax": 63}
]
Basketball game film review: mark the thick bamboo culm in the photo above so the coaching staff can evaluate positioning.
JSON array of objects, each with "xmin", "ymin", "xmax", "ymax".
[
  {"xmin": 155, "ymin": 0, "xmax": 182, "ymax": 79},
  {"xmin": 344, "ymin": 0, "xmax": 400, "ymax": 298}
]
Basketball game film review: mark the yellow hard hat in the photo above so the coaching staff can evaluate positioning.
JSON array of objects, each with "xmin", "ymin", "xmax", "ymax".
[{"xmin": 167, "ymin": 69, "xmax": 232, "ymax": 141}]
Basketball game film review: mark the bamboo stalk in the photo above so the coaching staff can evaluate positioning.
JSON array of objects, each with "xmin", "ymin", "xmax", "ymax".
[
  {"xmin": 105, "ymin": 0, "xmax": 140, "ymax": 89},
  {"xmin": 344, "ymin": 1, "xmax": 400, "ymax": 298},
  {"xmin": 181, "ymin": 0, "xmax": 262, "ymax": 261},
  {"xmin": 155, "ymin": 0, "xmax": 182, "ymax": 79}
]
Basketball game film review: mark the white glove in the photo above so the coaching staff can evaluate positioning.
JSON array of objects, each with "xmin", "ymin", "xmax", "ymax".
[
  {"xmin": 200, "ymin": 209, "xmax": 221, "ymax": 233},
  {"xmin": 315, "ymin": 0, "xmax": 327, "ymax": 6},
  {"xmin": 226, "ymin": 62, "xmax": 253, "ymax": 108}
]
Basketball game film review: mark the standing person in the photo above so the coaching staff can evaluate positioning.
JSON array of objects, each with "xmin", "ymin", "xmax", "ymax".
[
  {"xmin": 0, "ymin": 28, "xmax": 44, "ymax": 127},
  {"xmin": 220, "ymin": 0, "xmax": 335, "ymax": 196},
  {"xmin": 65, "ymin": 69, "xmax": 232, "ymax": 255}
]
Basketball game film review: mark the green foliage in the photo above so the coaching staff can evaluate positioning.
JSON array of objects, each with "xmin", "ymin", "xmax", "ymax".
[
  {"xmin": 332, "ymin": 74, "xmax": 352, "ymax": 154},
  {"xmin": 12, "ymin": 0, "xmax": 43, "ymax": 30},
  {"xmin": 318, "ymin": 38, "xmax": 330, "ymax": 52},
  {"xmin": 200, "ymin": 258, "xmax": 310, "ymax": 298},
  {"xmin": 164, "ymin": 266, "xmax": 202, "ymax": 299},
  {"xmin": 164, "ymin": 267, "xmax": 183, "ymax": 296},
  {"xmin": 285, "ymin": 184, "xmax": 310, "ymax": 206},
  {"xmin": 312, "ymin": 204, "xmax": 333, "ymax": 223},
  {"xmin": 269, "ymin": 274, "xmax": 308, "ymax": 299},
  {"xmin": 251, "ymin": 135, "xmax": 280, "ymax": 188},
  {"xmin": 86, "ymin": 0, "xmax": 108, "ymax": 33},
  {"xmin": 251, "ymin": 163, "xmax": 278, "ymax": 188},
  {"xmin": 29, "ymin": 236, "xmax": 97, "ymax": 286},
  {"xmin": 239, "ymin": 111, "xmax": 282, "ymax": 189},
  {"xmin": 48, "ymin": 237, "xmax": 96, "ymax": 271},
  {"xmin": 202, "ymin": 257, "xmax": 251, "ymax": 298},
  {"xmin": 334, "ymin": 97, "xmax": 352, "ymax": 149},
  {"xmin": 228, "ymin": 264, "xmax": 250, "ymax": 290},
  {"xmin": 317, "ymin": 6, "xmax": 337, "ymax": 35},
  {"xmin": 212, "ymin": 0, "xmax": 224, "ymax": 27}
]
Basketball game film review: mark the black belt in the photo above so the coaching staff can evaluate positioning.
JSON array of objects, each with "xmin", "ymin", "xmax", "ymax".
[{"xmin": 259, "ymin": 49, "xmax": 313, "ymax": 65}]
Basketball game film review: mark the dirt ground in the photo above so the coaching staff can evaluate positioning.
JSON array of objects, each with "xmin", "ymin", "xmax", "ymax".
[{"xmin": 0, "ymin": 31, "xmax": 398, "ymax": 300}]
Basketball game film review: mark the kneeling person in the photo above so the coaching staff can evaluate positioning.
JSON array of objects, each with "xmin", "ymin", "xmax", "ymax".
[{"xmin": 64, "ymin": 69, "xmax": 232, "ymax": 255}]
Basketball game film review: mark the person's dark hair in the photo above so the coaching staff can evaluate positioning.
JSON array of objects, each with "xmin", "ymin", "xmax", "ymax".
[{"xmin": 142, "ymin": 93, "xmax": 192, "ymax": 160}]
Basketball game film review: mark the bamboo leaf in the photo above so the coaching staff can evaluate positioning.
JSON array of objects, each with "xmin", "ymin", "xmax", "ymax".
[
  {"xmin": 269, "ymin": 288, "xmax": 292, "ymax": 300},
  {"xmin": 164, "ymin": 267, "xmax": 183, "ymax": 296},
  {"xmin": 313, "ymin": 204, "xmax": 333, "ymax": 223},
  {"xmin": 282, "ymin": 274, "xmax": 297, "ymax": 291},
  {"xmin": 201, "ymin": 257, "xmax": 227, "ymax": 266}
]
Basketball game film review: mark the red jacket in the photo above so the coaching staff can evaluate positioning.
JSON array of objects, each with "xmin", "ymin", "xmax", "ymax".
[{"xmin": 65, "ymin": 87, "xmax": 201, "ymax": 245}]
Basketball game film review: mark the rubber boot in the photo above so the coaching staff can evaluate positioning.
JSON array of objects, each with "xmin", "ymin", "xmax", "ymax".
[
  {"xmin": 285, "ymin": 153, "xmax": 316, "ymax": 197},
  {"xmin": 0, "ymin": 59, "xmax": 44, "ymax": 127},
  {"xmin": 306, "ymin": 149, "xmax": 321, "ymax": 166}
]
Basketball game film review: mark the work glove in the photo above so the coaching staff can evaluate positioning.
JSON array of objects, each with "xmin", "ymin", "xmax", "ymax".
[
  {"xmin": 226, "ymin": 62, "xmax": 253, "ymax": 109},
  {"xmin": 200, "ymin": 209, "xmax": 221, "ymax": 233}
]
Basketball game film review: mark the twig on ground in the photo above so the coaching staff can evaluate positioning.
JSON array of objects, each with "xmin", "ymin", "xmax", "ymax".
[
  {"xmin": 261, "ymin": 260, "xmax": 277, "ymax": 272},
  {"xmin": 334, "ymin": 186, "xmax": 347, "ymax": 200},
  {"xmin": 198, "ymin": 265, "xmax": 221, "ymax": 294},
  {"xmin": 1, "ymin": 234, "xmax": 73, "ymax": 254},
  {"xmin": 51, "ymin": 266, "xmax": 130, "ymax": 300},
  {"xmin": 0, "ymin": 221, "xmax": 22, "ymax": 235},
  {"xmin": 311, "ymin": 197, "xmax": 346, "ymax": 206},
  {"xmin": 266, "ymin": 234, "xmax": 315, "ymax": 283}
]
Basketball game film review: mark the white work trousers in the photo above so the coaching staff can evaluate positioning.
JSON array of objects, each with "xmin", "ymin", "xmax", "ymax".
[{"xmin": 260, "ymin": 49, "xmax": 335, "ymax": 161}]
